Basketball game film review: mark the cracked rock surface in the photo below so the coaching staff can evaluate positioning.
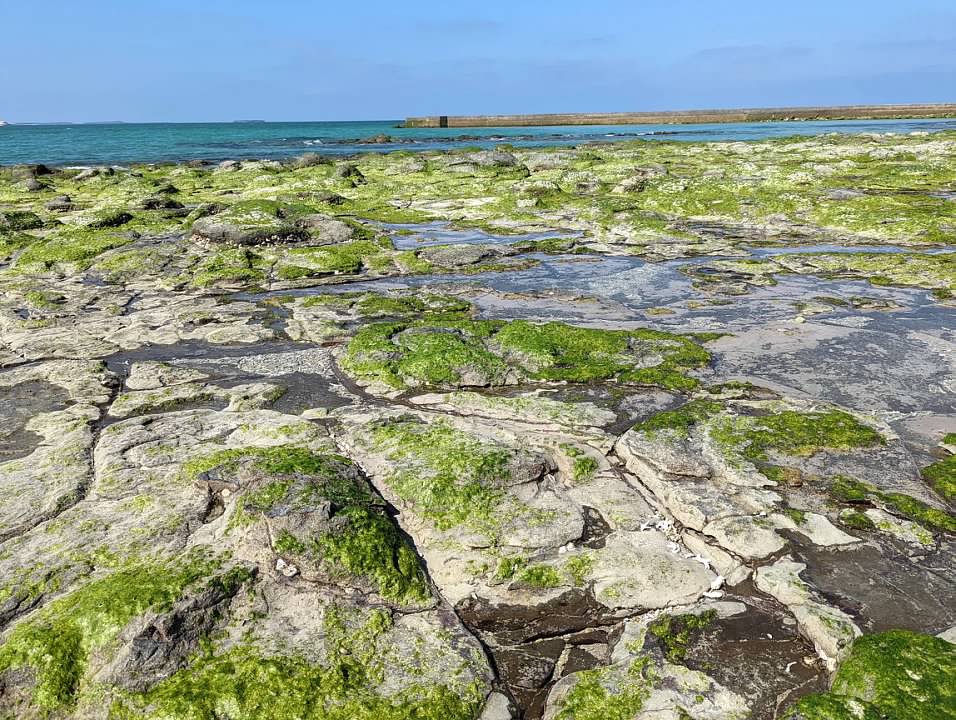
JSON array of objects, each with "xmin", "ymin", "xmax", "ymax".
[{"xmin": 1, "ymin": 132, "xmax": 955, "ymax": 719}]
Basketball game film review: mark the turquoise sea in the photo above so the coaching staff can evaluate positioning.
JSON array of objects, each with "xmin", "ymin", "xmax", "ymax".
[{"xmin": 2, "ymin": 117, "xmax": 956, "ymax": 167}]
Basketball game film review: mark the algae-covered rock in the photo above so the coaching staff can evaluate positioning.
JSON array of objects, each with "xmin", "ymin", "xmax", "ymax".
[
  {"xmin": 191, "ymin": 199, "xmax": 310, "ymax": 245},
  {"xmin": 785, "ymin": 630, "xmax": 956, "ymax": 720},
  {"xmin": 0, "ymin": 404, "xmax": 497, "ymax": 718},
  {"xmin": 340, "ymin": 319, "xmax": 710, "ymax": 395},
  {"xmin": 0, "ymin": 211, "xmax": 43, "ymax": 231}
]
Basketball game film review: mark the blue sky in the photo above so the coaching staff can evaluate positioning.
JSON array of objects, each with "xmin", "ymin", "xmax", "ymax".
[{"xmin": 1, "ymin": 0, "xmax": 954, "ymax": 122}]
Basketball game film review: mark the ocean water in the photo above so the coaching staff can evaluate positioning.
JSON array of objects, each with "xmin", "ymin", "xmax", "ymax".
[{"xmin": 2, "ymin": 117, "xmax": 956, "ymax": 167}]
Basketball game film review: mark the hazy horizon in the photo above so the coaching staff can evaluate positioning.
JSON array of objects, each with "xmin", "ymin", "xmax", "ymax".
[{"xmin": 2, "ymin": 0, "xmax": 955, "ymax": 124}]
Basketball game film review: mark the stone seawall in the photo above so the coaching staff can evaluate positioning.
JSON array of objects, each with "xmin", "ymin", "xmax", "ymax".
[{"xmin": 404, "ymin": 103, "xmax": 956, "ymax": 128}]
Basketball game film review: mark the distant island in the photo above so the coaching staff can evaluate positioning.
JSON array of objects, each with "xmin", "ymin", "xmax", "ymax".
[{"xmin": 405, "ymin": 102, "xmax": 956, "ymax": 127}]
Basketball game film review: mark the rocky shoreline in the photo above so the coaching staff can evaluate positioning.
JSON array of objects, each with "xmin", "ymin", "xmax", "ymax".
[{"xmin": 0, "ymin": 130, "xmax": 954, "ymax": 719}]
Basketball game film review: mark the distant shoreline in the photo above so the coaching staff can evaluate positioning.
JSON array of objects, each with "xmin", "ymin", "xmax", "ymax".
[
  {"xmin": 404, "ymin": 103, "xmax": 956, "ymax": 128},
  {"xmin": 4, "ymin": 115, "xmax": 956, "ymax": 167}
]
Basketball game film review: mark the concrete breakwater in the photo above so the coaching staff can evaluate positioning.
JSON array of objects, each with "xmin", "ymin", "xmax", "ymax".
[{"xmin": 404, "ymin": 103, "xmax": 956, "ymax": 128}]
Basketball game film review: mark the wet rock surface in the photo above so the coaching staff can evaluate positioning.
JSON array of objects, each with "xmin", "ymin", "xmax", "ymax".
[{"xmin": 1, "ymin": 132, "xmax": 955, "ymax": 718}]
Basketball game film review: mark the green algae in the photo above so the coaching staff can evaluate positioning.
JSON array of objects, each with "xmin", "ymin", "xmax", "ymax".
[
  {"xmin": 341, "ymin": 322, "xmax": 509, "ymax": 390},
  {"xmin": 191, "ymin": 199, "xmax": 304, "ymax": 237},
  {"xmin": 785, "ymin": 630, "xmax": 955, "ymax": 720},
  {"xmin": 370, "ymin": 419, "xmax": 511, "ymax": 532},
  {"xmin": 116, "ymin": 607, "xmax": 484, "ymax": 720},
  {"xmin": 555, "ymin": 657, "xmax": 655, "ymax": 720},
  {"xmin": 839, "ymin": 509, "xmax": 876, "ymax": 531},
  {"xmin": 0, "ymin": 231, "xmax": 34, "ymax": 261},
  {"xmin": 23, "ymin": 288, "xmax": 65, "ymax": 309},
  {"xmin": 0, "ymin": 554, "xmax": 220, "ymax": 713},
  {"xmin": 496, "ymin": 555, "xmax": 527, "ymax": 580},
  {"xmin": 300, "ymin": 291, "xmax": 471, "ymax": 321},
  {"xmin": 184, "ymin": 446, "xmax": 429, "ymax": 604},
  {"xmin": 635, "ymin": 400, "xmax": 723, "ymax": 437},
  {"xmin": 921, "ymin": 454, "xmax": 956, "ymax": 503},
  {"xmin": 353, "ymin": 292, "xmax": 471, "ymax": 319},
  {"xmin": 635, "ymin": 401, "xmax": 884, "ymax": 483},
  {"xmin": 560, "ymin": 444, "xmax": 599, "ymax": 483},
  {"xmin": 183, "ymin": 446, "xmax": 353, "ymax": 486},
  {"xmin": 86, "ymin": 208, "xmax": 134, "ymax": 229},
  {"xmin": 313, "ymin": 506, "xmax": 431, "ymax": 605},
  {"xmin": 494, "ymin": 322, "xmax": 709, "ymax": 389},
  {"xmin": 341, "ymin": 320, "xmax": 709, "ymax": 392},
  {"xmin": 0, "ymin": 210, "xmax": 43, "ymax": 231},
  {"xmin": 715, "ymin": 409, "xmax": 885, "ymax": 463},
  {"xmin": 648, "ymin": 609, "xmax": 718, "ymax": 663},
  {"xmin": 15, "ymin": 228, "xmax": 134, "ymax": 270},
  {"xmin": 518, "ymin": 564, "xmax": 563, "ymax": 589},
  {"xmin": 93, "ymin": 247, "xmax": 167, "ymax": 282},
  {"xmin": 829, "ymin": 476, "xmax": 956, "ymax": 533},
  {"xmin": 712, "ymin": 252, "xmax": 956, "ymax": 299},
  {"xmin": 4, "ymin": 131, "xmax": 956, "ymax": 271},
  {"xmin": 280, "ymin": 237, "xmax": 395, "ymax": 278},
  {"xmin": 565, "ymin": 553, "xmax": 594, "ymax": 586},
  {"xmin": 189, "ymin": 247, "xmax": 269, "ymax": 287}
]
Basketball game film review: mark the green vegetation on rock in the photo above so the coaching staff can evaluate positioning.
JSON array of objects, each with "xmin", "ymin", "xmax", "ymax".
[
  {"xmin": 565, "ymin": 553, "xmax": 594, "ymax": 586},
  {"xmin": 0, "ymin": 555, "xmax": 219, "ymax": 713},
  {"xmin": 636, "ymin": 401, "xmax": 884, "ymax": 481},
  {"xmin": 370, "ymin": 419, "xmax": 511, "ymax": 532},
  {"xmin": 713, "ymin": 409, "xmax": 885, "ymax": 462},
  {"xmin": 341, "ymin": 320, "xmax": 710, "ymax": 392},
  {"xmin": 314, "ymin": 506, "xmax": 431, "ymax": 604},
  {"xmin": 830, "ymin": 476, "xmax": 956, "ymax": 533},
  {"xmin": 518, "ymin": 564, "xmax": 563, "ymax": 589},
  {"xmin": 15, "ymin": 228, "xmax": 134, "ymax": 270},
  {"xmin": 0, "ymin": 210, "xmax": 43, "ymax": 231},
  {"xmin": 189, "ymin": 247, "xmax": 269, "ymax": 287},
  {"xmin": 648, "ymin": 609, "xmax": 718, "ymax": 663},
  {"xmin": 118, "ymin": 607, "xmax": 485, "ymax": 720},
  {"xmin": 555, "ymin": 658, "xmax": 655, "ymax": 720},
  {"xmin": 921, "ymin": 454, "xmax": 956, "ymax": 503},
  {"xmin": 183, "ymin": 446, "xmax": 429, "ymax": 604},
  {"xmin": 839, "ymin": 509, "xmax": 876, "ymax": 531},
  {"xmin": 785, "ymin": 630, "xmax": 955, "ymax": 720}
]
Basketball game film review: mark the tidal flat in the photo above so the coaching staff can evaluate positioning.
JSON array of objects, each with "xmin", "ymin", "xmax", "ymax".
[{"xmin": 0, "ymin": 130, "xmax": 954, "ymax": 719}]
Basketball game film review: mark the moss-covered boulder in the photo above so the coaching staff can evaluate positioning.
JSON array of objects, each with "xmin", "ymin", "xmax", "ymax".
[
  {"xmin": 0, "ymin": 211, "xmax": 43, "ymax": 231},
  {"xmin": 190, "ymin": 200, "xmax": 310, "ymax": 245},
  {"xmin": 340, "ymin": 319, "xmax": 711, "ymax": 394},
  {"xmin": 785, "ymin": 630, "xmax": 956, "ymax": 720}
]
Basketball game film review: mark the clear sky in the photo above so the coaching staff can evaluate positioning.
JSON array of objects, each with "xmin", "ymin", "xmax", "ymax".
[{"xmin": 1, "ymin": 0, "xmax": 954, "ymax": 123}]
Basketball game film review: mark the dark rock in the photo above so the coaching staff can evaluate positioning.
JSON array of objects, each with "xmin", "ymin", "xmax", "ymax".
[
  {"xmin": 86, "ymin": 210, "xmax": 134, "ymax": 228},
  {"xmin": 154, "ymin": 183, "xmax": 179, "ymax": 195},
  {"xmin": 360, "ymin": 134, "xmax": 392, "ymax": 144},
  {"xmin": 139, "ymin": 195, "xmax": 185, "ymax": 210},
  {"xmin": 45, "ymin": 195, "xmax": 74, "ymax": 212},
  {"xmin": 11, "ymin": 164, "xmax": 52, "ymax": 181},
  {"xmin": 0, "ymin": 211, "xmax": 43, "ymax": 231},
  {"xmin": 296, "ymin": 191, "xmax": 346, "ymax": 205},
  {"xmin": 23, "ymin": 178, "xmax": 45, "ymax": 192},
  {"xmin": 334, "ymin": 163, "xmax": 366, "ymax": 185},
  {"xmin": 293, "ymin": 153, "xmax": 331, "ymax": 168}
]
